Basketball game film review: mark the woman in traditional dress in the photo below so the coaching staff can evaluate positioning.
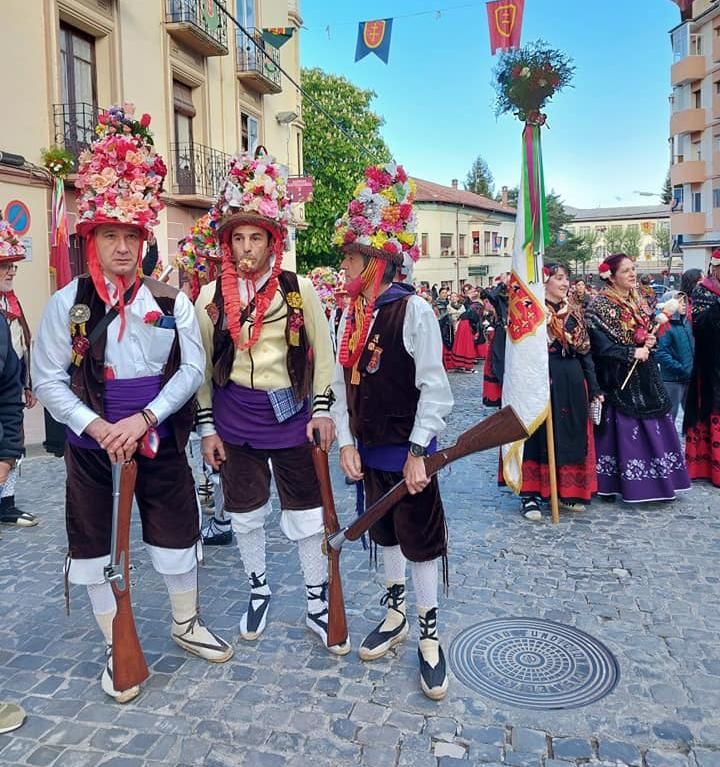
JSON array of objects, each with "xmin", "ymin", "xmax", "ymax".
[
  {"xmin": 683, "ymin": 251, "xmax": 720, "ymax": 486},
  {"xmin": 446, "ymin": 302, "xmax": 482, "ymax": 372},
  {"xmin": 586, "ymin": 253, "xmax": 690, "ymax": 502},
  {"xmin": 480, "ymin": 283, "xmax": 507, "ymax": 407},
  {"xmin": 500, "ymin": 263, "xmax": 602, "ymax": 520}
]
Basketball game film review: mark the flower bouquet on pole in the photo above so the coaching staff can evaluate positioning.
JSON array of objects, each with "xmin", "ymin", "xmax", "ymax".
[
  {"xmin": 494, "ymin": 41, "xmax": 574, "ymax": 522},
  {"xmin": 174, "ymin": 213, "xmax": 222, "ymax": 301}
]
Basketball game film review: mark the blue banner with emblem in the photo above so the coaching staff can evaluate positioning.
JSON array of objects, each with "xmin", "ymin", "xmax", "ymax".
[{"xmin": 355, "ymin": 19, "xmax": 393, "ymax": 63}]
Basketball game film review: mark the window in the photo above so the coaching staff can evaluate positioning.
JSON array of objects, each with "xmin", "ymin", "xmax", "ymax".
[
  {"xmin": 672, "ymin": 185, "xmax": 684, "ymax": 211},
  {"xmin": 421, "ymin": 233, "xmax": 428, "ymax": 257},
  {"xmin": 440, "ymin": 233, "xmax": 453, "ymax": 254},
  {"xmin": 173, "ymin": 80, "xmax": 196, "ymax": 194},
  {"xmin": 672, "ymin": 26, "xmax": 688, "ymax": 62},
  {"xmin": 693, "ymin": 89, "xmax": 702, "ymax": 109},
  {"xmin": 692, "ymin": 191, "xmax": 702, "ymax": 213},
  {"xmin": 626, "ymin": 223, "xmax": 639, "ymax": 233},
  {"xmin": 579, "ymin": 226, "xmax": 591, "ymax": 237},
  {"xmin": 459, "ymin": 234, "xmax": 466, "ymax": 256},
  {"xmin": 483, "ymin": 231, "xmax": 491, "ymax": 254},
  {"xmin": 690, "ymin": 33, "xmax": 702, "ymax": 56},
  {"xmin": 713, "ymin": 188, "xmax": 720, "ymax": 209},
  {"xmin": 503, "ymin": 237, "xmax": 508, "ymax": 248},
  {"xmin": 236, "ymin": 0, "xmax": 255, "ymax": 27},
  {"xmin": 472, "ymin": 230, "xmax": 480, "ymax": 255},
  {"xmin": 296, "ymin": 131, "xmax": 303, "ymax": 174},
  {"xmin": 491, "ymin": 231, "xmax": 500, "ymax": 251},
  {"xmin": 440, "ymin": 280, "xmax": 453, "ymax": 291},
  {"xmin": 59, "ymin": 23, "xmax": 97, "ymax": 154},
  {"xmin": 715, "ymin": 81, "xmax": 720, "ymax": 95},
  {"xmin": 241, "ymin": 112, "xmax": 259, "ymax": 154}
]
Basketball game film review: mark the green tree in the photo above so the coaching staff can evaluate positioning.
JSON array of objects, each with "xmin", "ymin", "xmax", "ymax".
[
  {"xmin": 661, "ymin": 169, "xmax": 672, "ymax": 205},
  {"xmin": 297, "ymin": 68, "xmax": 391, "ymax": 271},
  {"xmin": 655, "ymin": 221, "xmax": 671, "ymax": 258},
  {"xmin": 464, "ymin": 155, "xmax": 495, "ymax": 198},
  {"xmin": 622, "ymin": 225, "xmax": 641, "ymax": 260},
  {"xmin": 605, "ymin": 224, "xmax": 625, "ymax": 254}
]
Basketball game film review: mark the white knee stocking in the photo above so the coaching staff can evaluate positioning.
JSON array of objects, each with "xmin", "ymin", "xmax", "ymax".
[
  {"xmin": 411, "ymin": 559, "xmax": 438, "ymax": 611},
  {"xmin": 87, "ymin": 582, "xmax": 116, "ymax": 644},
  {"xmin": 382, "ymin": 545, "xmax": 407, "ymax": 584},
  {"xmin": 297, "ymin": 532, "xmax": 326, "ymax": 589}
]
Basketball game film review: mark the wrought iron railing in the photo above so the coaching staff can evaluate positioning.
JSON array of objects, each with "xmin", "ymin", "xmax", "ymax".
[
  {"xmin": 171, "ymin": 142, "xmax": 230, "ymax": 198},
  {"xmin": 236, "ymin": 27, "xmax": 281, "ymax": 88},
  {"xmin": 53, "ymin": 102, "xmax": 103, "ymax": 167},
  {"xmin": 165, "ymin": 0, "xmax": 228, "ymax": 49}
]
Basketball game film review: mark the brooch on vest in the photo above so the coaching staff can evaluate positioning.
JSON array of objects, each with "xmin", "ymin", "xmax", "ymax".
[
  {"xmin": 366, "ymin": 334, "xmax": 383, "ymax": 374},
  {"xmin": 69, "ymin": 303, "xmax": 91, "ymax": 366},
  {"xmin": 286, "ymin": 291, "xmax": 304, "ymax": 347}
]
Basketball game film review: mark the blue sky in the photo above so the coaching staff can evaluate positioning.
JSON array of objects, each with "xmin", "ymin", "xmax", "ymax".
[{"xmin": 299, "ymin": 0, "xmax": 681, "ymax": 208}]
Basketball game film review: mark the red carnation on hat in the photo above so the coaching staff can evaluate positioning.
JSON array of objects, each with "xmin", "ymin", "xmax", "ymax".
[
  {"xmin": 598, "ymin": 261, "xmax": 611, "ymax": 280},
  {"xmin": 140, "ymin": 113, "xmax": 151, "ymax": 127}
]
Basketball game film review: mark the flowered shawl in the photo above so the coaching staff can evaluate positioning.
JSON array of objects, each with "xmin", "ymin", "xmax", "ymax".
[
  {"xmin": 585, "ymin": 288, "xmax": 653, "ymax": 346},
  {"xmin": 546, "ymin": 299, "xmax": 590, "ymax": 355}
]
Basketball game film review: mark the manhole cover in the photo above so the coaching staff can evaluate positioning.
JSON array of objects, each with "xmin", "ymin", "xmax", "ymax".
[{"xmin": 448, "ymin": 617, "xmax": 619, "ymax": 710}]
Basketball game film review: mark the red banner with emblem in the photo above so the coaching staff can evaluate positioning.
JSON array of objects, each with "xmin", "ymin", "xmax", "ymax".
[{"xmin": 486, "ymin": 0, "xmax": 524, "ymax": 55}]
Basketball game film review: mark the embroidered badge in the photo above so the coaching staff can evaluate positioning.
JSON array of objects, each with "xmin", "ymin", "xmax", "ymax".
[
  {"xmin": 69, "ymin": 304, "xmax": 91, "ymax": 366},
  {"xmin": 286, "ymin": 291, "xmax": 304, "ymax": 346},
  {"xmin": 366, "ymin": 334, "xmax": 382, "ymax": 374}
]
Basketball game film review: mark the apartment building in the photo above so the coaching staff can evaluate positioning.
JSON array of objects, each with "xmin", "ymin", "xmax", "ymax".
[
  {"xmin": 411, "ymin": 179, "xmax": 516, "ymax": 291},
  {"xmin": 0, "ymin": 0, "xmax": 305, "ymax": 331},
  {"xmin": 669, "ymin": 0, "xmax": 720, "ymax": 270},
  {"xmin": 565, "ymin": 204, "xmax": 675, "ymax": 275}
]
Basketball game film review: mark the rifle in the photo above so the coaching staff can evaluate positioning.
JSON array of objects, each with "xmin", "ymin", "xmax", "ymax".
[
  {"xmin": 104, "ymin": 460, "xmax": 149, "ymax": 691},
  {"xmin": 328, "ymin": 405, "xmax": 528, "ymax": 552},
  {"xmin": 311, "ymin": 433, "xmax": 349, "ymax": 648}
]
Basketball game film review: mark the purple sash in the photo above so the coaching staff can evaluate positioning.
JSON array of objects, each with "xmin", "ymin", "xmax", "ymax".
[
  {"xmin": 213, "ymin": 382, "xmax": 309, "ymax": 449},
  {"xmin": 359, "ymin": 437, "xmax": 437, "ymax": 473},
  {"xmin": 66, "ymin": 375, "xmax": 170, "ymax": 450}
]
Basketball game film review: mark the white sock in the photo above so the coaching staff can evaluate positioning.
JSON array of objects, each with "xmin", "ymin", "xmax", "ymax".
[
  {"xmin": 163, "ymin": 568, "xmax": 197, "ymax": 595},
  {"xmin": 411, "ymin": 559, "xmax": 438, "ymax": 611},
  {"xmin": 87, "ymin": 582, "xmax": 117, "ymax": 644},
  {"xmin": 383, "ymin": 545, "xmax": 407, "ymax": 583},
  {"xmin": 235, "ymin": 526, "xmax": 267, "ymax": 578},
  {"xmin": 297, "ymin": 532, "xmax": 326, "ymax": 590}
]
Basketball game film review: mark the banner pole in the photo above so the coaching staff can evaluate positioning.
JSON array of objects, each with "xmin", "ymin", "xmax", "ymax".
[{"xmin": 544, "ymin": 397, "xmax": 560, "ymax": 524}]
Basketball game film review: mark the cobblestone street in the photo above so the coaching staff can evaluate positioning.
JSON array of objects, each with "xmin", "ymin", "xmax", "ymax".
[{"xmin": 1, "ymin": 370, "xmax": 718, "ymax": 767}]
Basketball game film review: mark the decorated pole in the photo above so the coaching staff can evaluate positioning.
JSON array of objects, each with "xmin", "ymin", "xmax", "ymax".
[
  {"xmin": 41, "ymin": 146, "xmax": 75, "ymax": 291},
  {"xmin": 494, "ymin": 42, "xmax": 574, "ymax": 524}
]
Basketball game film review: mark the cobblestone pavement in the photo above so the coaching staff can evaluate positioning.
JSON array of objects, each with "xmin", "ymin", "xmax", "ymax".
[{"xmin": 1, "ymin": 370, "xmax": 719, "ymax": 767}]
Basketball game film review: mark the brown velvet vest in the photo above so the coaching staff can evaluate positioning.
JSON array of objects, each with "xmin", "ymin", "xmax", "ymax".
[
  {"xmin": 208, "ymin": 270, "xmax": 312, "ymax": 401},
  {"xmin": 345, "ymin": 296, "xmax": 418, "ymax": 447},
  {"xmin": 69, "ymin": 276, "xmax": 195, "ymax": 452}
]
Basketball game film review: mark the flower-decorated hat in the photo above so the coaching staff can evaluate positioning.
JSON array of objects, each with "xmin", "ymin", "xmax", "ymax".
[
  {"xmin": 74, "ymin": 103, "xmax": 167, "ymax": 237},
  {"xmin": 0, "ymin": 218, "xmax": 26, "ymax": 263},
  {"xmin": 332, "ymin": 162, "xmax": 419, "ymax": 266},
  {"xmin": 210, "ymin": 150, "xmax": 292, "ymax": 250},
  {"xmin": 175, "ymin": 212, "xmax": 222, "ymax": 274},
  {"xmin": 308, "ymin": 266, "xmax": 339, "ymax": 317}
]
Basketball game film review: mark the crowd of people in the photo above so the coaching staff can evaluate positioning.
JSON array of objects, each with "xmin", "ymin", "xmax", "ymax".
[{"xmin": 0, "ymin": 104, "xmax": 719, "ymax": 729}]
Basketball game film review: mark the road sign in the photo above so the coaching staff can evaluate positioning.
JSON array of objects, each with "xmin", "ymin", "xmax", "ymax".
[{"xmin": 3, "ymin": 199, "xmax": 31, "ymax": 236}]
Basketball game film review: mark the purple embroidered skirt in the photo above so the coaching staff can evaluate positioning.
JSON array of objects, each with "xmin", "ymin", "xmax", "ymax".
[
  {"xmin": 66, "ymin": 375, "xmax": 170, "ymax": 450},
  {"xmin": 594, "ymin": 403, "xmax": 690, "ymax": 502},
  {"xmin": 213, "ymin": 382, "xmax": 308, "ymax": 449}
]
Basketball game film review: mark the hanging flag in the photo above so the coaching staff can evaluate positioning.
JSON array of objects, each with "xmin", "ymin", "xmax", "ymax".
[
  {"xmin": 262, "ymin": 27, "xmax": 295, "ymax": 49},
  {"xmin": 49, "ymin": 177, "xmax": 72, "ymax": 290},
  {"xmin": 501, "ymin": 123, "xmax": 550, "ymax": 491},
  {"xmin": 201, "ymin": 0, "xmax": 219, "ymax": 32},
  {"xmin": 355, "ymin": 19, "xmax": 393, "ymax": 64},
  {"xmin": 486, "ymin": 0, "xmax": 525, "ymax": 55},
  {"xmin": 670, "ymin": 0, "xmax": 693, "ymax": 10}
]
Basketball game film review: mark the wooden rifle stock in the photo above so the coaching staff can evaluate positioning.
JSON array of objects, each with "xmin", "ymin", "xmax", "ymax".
[
  {"xmin": 106, "ymin": 460, "xmax": 149, "ymax": 691},
  {"xmin": 311, "ymin": 435, "xmax": 349, "ymax": 648},
  {"xmin": 328, "ymin": 406, "xmax": 528, "ymax": 551}
]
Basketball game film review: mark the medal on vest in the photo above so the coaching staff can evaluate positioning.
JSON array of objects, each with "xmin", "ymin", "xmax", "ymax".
[
  {"xmin": 69, "ymin": 303, "xmax": 91, "ymax": 366},
  {"xmin": 286, "ymin": 291, "xmax": 304, "ymax": 347},
  {"xmin": 366, "ymin": 334, "xmax": 382, "ymax": 374}
]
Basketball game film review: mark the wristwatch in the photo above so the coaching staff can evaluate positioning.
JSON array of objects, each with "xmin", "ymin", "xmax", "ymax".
[{"xmin": 408, "ymin": 442, "xmax": 427, "ymax": 458}]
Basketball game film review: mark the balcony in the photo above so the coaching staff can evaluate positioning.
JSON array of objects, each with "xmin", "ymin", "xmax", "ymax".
[
  {"xmin": 671, "ymin": 211, "xmax": 706, "ymax": 236},
  {"xmin": 670, "ymin": 108, "xmax": 706, "ymax": 135},
  {"xmin": 236, "ymin": 28, "xmax": 282, "ymax": 95},
  {"xmin": 671, "ymin": 56, "xmax": 705, "ymax": 86},
  {"xmin": 165, "ymin": 0, "xmax": 228, "ymax": 57},
  {"xmin": 671, "ymin": 159, "xmax": 707, "ymax": 185},
  {"xmin": 171, "ymin": 142, "xmax": 231, "ymax": 204},
  {"xmin": 714, "ymin": 29, "xmax": 720, "ymax": 62},
  {"xmin": 53, "ymin": 102, "xmax": 104, "ymax": 169}
]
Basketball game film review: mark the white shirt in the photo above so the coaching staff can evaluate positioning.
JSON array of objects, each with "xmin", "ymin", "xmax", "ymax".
[
  {"xmin": 331, "ymin": 293, "xmax": 453, "ymax": 449},
  {"xmin": 32, "ymin": 277, "xmax": 204, "ymax": 437}
]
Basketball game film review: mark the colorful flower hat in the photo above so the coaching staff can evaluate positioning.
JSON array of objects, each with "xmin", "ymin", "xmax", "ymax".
[
  {"xmin": 210, "ymin": 151, "xmax": 292, "ymax": 249},
  {"xmin": 308, "ymin": 266, "xmax": 339, "ymax": 315},
  {"xmin": 74, "ymin": 103, "xmax": 167, "ymax": 237},
  {"xmin": 710, "ymin": 248, "xmax": 720, "ymax": 267},
  {"xmin": 0, "ymin": 219, "xmax": 26, "ymax": 263},
  {"xmin": 332, "ymin": 162, "xmax": 419, "ymax": 266},
  {"xmin": 175, "ymin": 212, "xmax": 222, "ymax": 275}
]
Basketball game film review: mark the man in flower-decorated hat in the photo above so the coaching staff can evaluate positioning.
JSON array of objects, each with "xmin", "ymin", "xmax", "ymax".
[
  {"xmin": 195, "ymin": 151, "xmax": 347, "ymax": 654},
  {"xmin": 0, "ymin": 218, "xmax": 38, "ymax": 527},
  {"xmin": 32, "ymin": 104, "xmax": 232, "ymax": 704},
  {"xmin": 330, "ymin": 163, "xmax": 453, "ymax": 700}
]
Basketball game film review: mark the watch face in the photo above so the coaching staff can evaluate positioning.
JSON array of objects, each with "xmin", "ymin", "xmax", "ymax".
[{"xmin": 410, "ymin": 444, "xmax": 424, "ymax": 457}]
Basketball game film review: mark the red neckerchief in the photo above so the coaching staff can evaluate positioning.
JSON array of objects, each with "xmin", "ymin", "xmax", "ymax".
[{"xmin": 699, "ymin": 275, "xmax": 720, "ymax": 297}]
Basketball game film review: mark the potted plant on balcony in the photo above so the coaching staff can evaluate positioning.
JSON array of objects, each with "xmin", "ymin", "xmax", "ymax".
[{"xmin": 40, "ymin": 145, "xmax": 75, "ymax": 179}]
